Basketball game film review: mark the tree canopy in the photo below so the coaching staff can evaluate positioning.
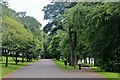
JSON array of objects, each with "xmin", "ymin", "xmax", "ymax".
[
  {"xmin": 2, "ymin": 2, "xmax": 43, "ymax": 66},
  {"xmin": 43, "ymin": 2, "xmax": 120, "ymax": 72}
]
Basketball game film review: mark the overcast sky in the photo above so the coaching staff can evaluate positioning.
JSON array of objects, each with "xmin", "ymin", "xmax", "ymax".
[{"xmin": 8, "ymin": 0, "xmax": 51, "ymax": 29}]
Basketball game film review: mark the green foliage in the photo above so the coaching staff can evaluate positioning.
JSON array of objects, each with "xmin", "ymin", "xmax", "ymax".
[
  {"xmin": 43, "ymin": 33, "xmax": 52, "ymax": 58},
  {"xmin": 58, "ymin": 30, "xmax": 70, "ymax": 59},
  {"xmin": 63, "ymin": 2, "xmax": 120, "ymax": 72},
  {"xmin": 2, "ymin": 5, "xmax": 21, "ymax": 22},
  {"xmin": 19, "ymin": 16, "xmax": 43, "ymax": 54},
  {"xmin": 43, "ymin": 2, "xmax": 77, "ymax": 34},
  {"xmin": 2, "ymin": 4, "xmax": 43, "ymax": 64},
  {"xmin": 43, "ymin": 2, "xmax": 120, "ymax": 72},
  {"xmin": 48, "ymin": 35, "xmax": 61, "ymax": 60}
]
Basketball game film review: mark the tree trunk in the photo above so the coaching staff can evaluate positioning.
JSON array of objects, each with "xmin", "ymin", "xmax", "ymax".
[
  {"xmin": 22, "ymin": 52, "xmax": 24, "ymax": 63},
  {"xmin": 77, "ymin": 54, "xmax": 79, "ymax": 62},
  {"xmin": 69, "ymin": 28, "xmax": 74, "ymax": 66},
  {"xmin": 84, "ymin": 58, "xmax": 85, "ymax": 63},
  {"xmin": 73, "ymin": 31, "xmax": 77, "ymax": 68},
  {"xmin": 94, "ymin": 57, "xmax": 97, "ymax": 66},
  {"xmin": 27, "ymin": 54, "xmax": 29, "ymax": 62},
  {"xmin": 5, "ymin": 49, "xmax": 8, "ymax": 67},
  {"xmin": 15, "ymin": 52, "xmax": 18, "ymax": 64},
  {"xmin": 84, "ymin": 56, "xmax": 87, "ymax": 64},
  {"xmin": 89, "ymin": 57, "xmax": 91, "ymax": 64}
]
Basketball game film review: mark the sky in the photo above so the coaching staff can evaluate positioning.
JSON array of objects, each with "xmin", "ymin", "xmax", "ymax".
[{"xmin": 7, "ymin": 0, "xmax": 51, "ymax": 29}]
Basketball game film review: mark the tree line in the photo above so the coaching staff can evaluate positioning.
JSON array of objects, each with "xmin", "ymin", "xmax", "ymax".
[
  {"xmin": 1, "ymin": 2, "xmax": 43, "ymax": 67},
  {"xmin": 42, "ymin": 2, "xmax": 120, "ymax": 72}
]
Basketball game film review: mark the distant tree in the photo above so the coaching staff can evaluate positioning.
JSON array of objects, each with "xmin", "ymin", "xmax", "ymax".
[{"xmin": 48, "ymin": 35, "xmax": 61, "ymax": 60}]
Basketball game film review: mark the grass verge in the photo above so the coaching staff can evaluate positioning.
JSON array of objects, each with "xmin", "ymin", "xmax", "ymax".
[
  {"xmin": 54, "ymin": 59, "xmax": 119, "ymax": 79},
  {"xmin": 1, "ymin": 56, "xmax": 37, "ymax": 77},
  {"xmin": 84, "ymin": 63, "xmax": 119, "ymax": 79},
  {"xmin": 54, "ymin": 59, "xmax": 79, "ymax": 70},
  {"xmin": 91, "ymin": 67, "xmax": 119, "ymax": 78}
]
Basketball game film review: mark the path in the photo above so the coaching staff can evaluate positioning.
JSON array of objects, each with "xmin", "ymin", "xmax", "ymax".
[{"xmin": 3, "ymin": 59, "xmax": 105, "ymax": 79}]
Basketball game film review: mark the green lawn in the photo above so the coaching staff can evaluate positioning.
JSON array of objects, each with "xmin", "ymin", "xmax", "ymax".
[
  {"xmin": 1, "ymin": 56, "xmax": 37, "ymax": 77},
  {"xmin": 54, "ymin": 59, "xmax": 119, "ymax": 79},
  {"xmin": 84, "ymin": 63, "xmax": 119, "ymax": 78},
  {"xmin": 91, "ymin": 67, "xmax": 119, "ymax": 78}
]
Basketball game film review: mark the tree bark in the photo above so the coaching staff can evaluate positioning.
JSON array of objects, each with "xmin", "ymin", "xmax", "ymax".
[
  {"xmin": 89, "ymin": 57, "xmax": 91, "ymax": 64},
  {"xmin": 22, "ymin": 52, "xmax": 24, "ymax": 63},
  {"xmin": 5, "ymin": 49, "xmax": 8, "ymax": 67},
  {"xmin": 26, "ymin": 53, "xmax": 29, "ymax": 62},
  {"xmin": 73, "ymin": 31, "xmax": 77, "ymax": 68},
  {"xmin": 15, "ymin": 52, "xmax": 18, "ymax": 64},
  {"xmin": 69, "ymin": 28, "xmax": 74, "ymax": 66}
]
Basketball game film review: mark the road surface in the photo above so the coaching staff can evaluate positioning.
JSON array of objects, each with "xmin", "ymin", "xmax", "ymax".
[{"xmin": 3, "ymin": 59, "xmax": 105, "ymax": 79}]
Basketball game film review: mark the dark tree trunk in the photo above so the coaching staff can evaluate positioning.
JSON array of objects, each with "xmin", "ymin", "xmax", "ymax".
[
  {"xmin": 84, "ymin": 58, "xmax": 86, "ymax": 63},
  {"xmin": 94, "ymin": 57, "xmax": 97, "ymax": 66},
  {"xmin": 77, "ymin": 54, "xmax": 79, "ymax": 62},
  {"xmin": 22, "ymin": 52, "xmax": 24, "ymax": 63},
  {"xmin": 5, "ymin": 49, "xmax": 8, "ymax": 67},
  {"xmin": 27, "ymin": 54, "xmax": 29, "ymax": 62},
  {"xmin": 73, "ymin": 31, "xmax": 77, "ymax": 68},
  {"xmin": 117, "ymin": 18, "xmax": 120, "ymax": 72},
  {"xmin": 83, "ymin": 54, "xmax": 87, "ymax": 64},
  {"xmin": 15, "ymin": 52, "xmax": 18, "ymax": 64},
  {"xmin": 69, "ymin": 28, "xmax": 74, "ymax": 66},
  {"xmin": 89, "ymin": 57, "xmax": 91, "ymax": 64},
  {"xmin": 26, "ymin": 53, "xmax": 30, "ymax": 62}
]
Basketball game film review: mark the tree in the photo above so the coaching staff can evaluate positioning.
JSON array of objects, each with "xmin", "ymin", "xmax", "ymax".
[
  {"xmin": 48, "ymin": 35, "xmax": 61, "ymax": 60},
  {"xmin": 2, "ymin": 4, "xmax": 43, "ymax": 66},
  {"xmin": 43, "ymin": 2, "xmax": 77, "ymax": 34},
  {"xmin": 63, "ymin": 2, "xmax": 120, "ymax": 72},
  {"xmin": 43, "ymin": 2, "xmax": 120, "ymax": 72}
]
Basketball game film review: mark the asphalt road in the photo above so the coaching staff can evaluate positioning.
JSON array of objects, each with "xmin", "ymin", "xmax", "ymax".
[{"xmin": 3, "ymin": 59, "xmax": 105, "ymax": 79}]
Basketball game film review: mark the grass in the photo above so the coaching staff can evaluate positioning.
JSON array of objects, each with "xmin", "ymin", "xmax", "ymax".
[
  {"xmin": 91, "ymin": 67, "xmax": 119, "ymax": 78},
  {"xmin": 54, "ymin": 59, "xmax": 79, "ymax": 70},
  {"xmin": 83, "ymin": 63, "xmax": 119, "ymax": 78},
  {"xmin": 54, "ymin": 59, "xmax": 119, "ymax": 79},
  {"xmin": 0, "ymin": 56, "xmax": 37, "ymax": 77}
]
